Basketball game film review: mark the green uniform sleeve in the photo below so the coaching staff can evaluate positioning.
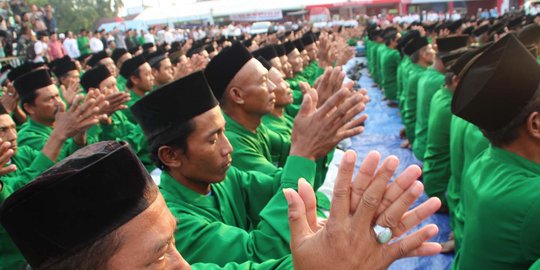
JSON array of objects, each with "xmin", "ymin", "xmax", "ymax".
[
  {"xmin": 172, "ymin": 157, "xmax": 315, "ymax": 265},
  {"xmin": 2, "ymin": 150, "xmax": 55, "ymax": 191},
  {"xmin": 191, "ymin": 255, "xmax": 293, "ymax": 270},
  {"xmin": 521, "ymin": 193, "xmax": 540, "ymax": 264}
]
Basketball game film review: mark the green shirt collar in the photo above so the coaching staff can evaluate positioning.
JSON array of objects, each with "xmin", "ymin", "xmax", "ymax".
[
  {"xmin": 159, "ymin": 170, "xmax": 218, "ymax": 208},
  {"xmin": 489, "ymin": 146, "xmax": 540, "ymax": 175}
]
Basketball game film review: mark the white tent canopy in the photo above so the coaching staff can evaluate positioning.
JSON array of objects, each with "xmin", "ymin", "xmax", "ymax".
[{"xmin": 133, "ymin": 0, "xmax": 348, "ymax": 23}]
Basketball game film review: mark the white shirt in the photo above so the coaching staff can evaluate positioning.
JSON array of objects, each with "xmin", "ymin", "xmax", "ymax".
[
  {"xmin": 144, "ymin": 33, "xmax": 155, "ymax": 44},
  {"xmin": 164, "ymin": 31, "xmax": 174, "ymax": 45},
  {"xmin": 90, "ymin": 37, "xmax": 104, "ymax": 52},
  {"xmin": 63, "ymin": 37, "xmax": 80, "ymax": 59},
  {"xmin": 33, "ymin": 40, "xmax": 47, "ymax": 62}
]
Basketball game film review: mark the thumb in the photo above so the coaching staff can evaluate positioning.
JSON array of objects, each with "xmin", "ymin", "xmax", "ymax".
[
  {"xmin": 297, "ymin": 93, "xmax": 313, "ymax": 117},
  {"xmin": 284, "ymin": 187, "xmax": 313, "ymax": 247}
]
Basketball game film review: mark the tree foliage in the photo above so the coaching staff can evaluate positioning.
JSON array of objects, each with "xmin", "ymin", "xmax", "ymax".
[{"xmin": 28, "ymin": 0, "xmax": 123, "ymax": 32}]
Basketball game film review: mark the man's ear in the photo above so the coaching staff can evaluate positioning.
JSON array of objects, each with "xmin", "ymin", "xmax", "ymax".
[
  {"xmin": 157, "ymin": 146, "xmax": 183, "ymax": 169},
  {"xmin": 228, "ymin": 86, "xmax": 244, "ymax": 105},
  {"xmin": 526, "ymin": 111, "xmax": 540, "ymax": 140},
  {"xmin": 22, "ymin": 103, "xmax": 34, "ymax": 116}
]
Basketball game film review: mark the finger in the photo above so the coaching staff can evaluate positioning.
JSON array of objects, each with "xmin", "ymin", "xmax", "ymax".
[
  {"xmin": 297, "ymin": 178, "xmax": 318, "ymax": 233},
  {"xmin": 387, "ymin": 224, "xmax": 440, "ymax": 260},
  {"xmin": 394, "ymin": 197, "xmax": 442, "ymax": 237},
  {"xmin": 375, "ymin": 181, "xmax": 423, "ymax": 233},
  {"xmin": 327, "ymin": 92, "xmax": 363, "ymax": 125},
  {"xmin": 350, "ymin": 150, "xmax": 380, "ymax": 213},
  {"xmin": 0, "ymin": 164, "xmax": 17, "ymax": 176},
  {"xmin": 329, "ymin": 150, "xmax": 356, "ymax": 221},
  {"xmin": 353, "ymin": 155, "xmax": 399, "ymax": 226},
  {"xmin": 377, "ymin": 165, "xmax": 422, "ymax": 216},
  {"xmin": 284, "ymin": 188, "xmax": 313, "ymax": 249},
  {"xmin": 314, "ymin": 88, "xmax": 349, "ymax": 117},
  {"xmin": 68, "ymin": 94, "xmax": 84, "ymax": 112},
  {"xmin": 405, "ymin": 242, "xmax": 443, "ymax": 257},
  {"xmin": 0, "ymin": 147, "xmax": 14, "ymax": 166},
  {"xmin": 296, "ymin": 92, "xmax": 313, "ymax": 118}
]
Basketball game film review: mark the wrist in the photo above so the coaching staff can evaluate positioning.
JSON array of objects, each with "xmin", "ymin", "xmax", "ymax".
[
  {"xmin": 289, "ymin": 143, "xmax": 316, "ymax": 161},
  {"xmin": 49, "ymin": 128, "xmax": 68, "ymax": 143}
]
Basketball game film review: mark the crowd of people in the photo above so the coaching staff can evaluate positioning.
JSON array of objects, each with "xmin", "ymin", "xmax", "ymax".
[
  {"xmin": 366, "ymin": 9, "xmax": 540, "ymax": 270},
  {"xmin": 0, "ymin": 0, "xmax": 536, "ymax": 269}
]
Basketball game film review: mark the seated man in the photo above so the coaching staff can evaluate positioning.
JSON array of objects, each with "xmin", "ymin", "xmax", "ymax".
[
  {"xmin": 205, "ymin": 43, "xmax": 365, "ymax": 213},
  {"xmin": 452, "ymin": 34, "xmax": 540, "ymax": 269},
  {"xmin": 119, "ymin": 54, "xmax": 155, "ymax": 124},
  {"xmin": 0, "ymin": 90, "xmax": 108, "ymax": 269},
  {"xmin": 80, "ymin": 64, "xmax": 156, "ymax": 173},
  {"xmin": 1, "ymin": 140, "xmax": 442, "ymax": 269},
  {"xmin": 15, "ymin": 69, "xmax": 106, "ymax": 160}
]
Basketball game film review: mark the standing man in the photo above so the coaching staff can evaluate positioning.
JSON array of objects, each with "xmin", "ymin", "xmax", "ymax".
[
  {"xmin": 89, "ymin": 30, "xmax": 104, "ymax": 53},
  {"xmin": 62, "ymin": 31, "xmax": 80, "ymax": 59},
  {"xmin": 33, "ymin": 31, "xmax": 48, "ymax": 63},
  {"xmin": 77, "ymin": 29, "xmax": 91, "ymax": 56}
]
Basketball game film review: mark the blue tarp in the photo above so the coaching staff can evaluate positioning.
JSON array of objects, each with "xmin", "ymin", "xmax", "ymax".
[{"xmin": 346, "ymin": 57, "xmax": 454, "ymax": 270}]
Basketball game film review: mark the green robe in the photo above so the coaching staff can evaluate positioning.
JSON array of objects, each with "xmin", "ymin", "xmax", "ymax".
[
  {"xmin": 402, "ymin": 62, "xmax": 427, "ymax": 144},
  {"xmin": 77, "ymin": 36, "xmax": 91, "ymax": 55},
  {"xmin": 397, "ymin": 57, "xmax": 411, "ymax": 113},
  {"xmin": 380, "ymin": 47, "xmax": 400, "ymax": 101},
  {"xmin": 87, "ymin": 111, "xmax": 156, "ymax": 172},
  {"xmin": 160, "ymin": 155, "xmax": 315, "ymax": 265},
  {"xmin": 422, "ymin": 88, "xmax": 452, "ymax": 208},
  {"xmin": 224, "ymin": 113, "xmax": 330, "ymax": 214},
  {"xmin": 371, "ymin": 43, "xmax": 383, "ymax": 84},
  {"xmin": 454, "ymin": 146, "xmax": 540, "ymax": 270},
  {"xmin": 191, "ymin": 256, "xmax": 292, "ymax": 269},
  {"xmin": 122, "ymin": 90, "xmax": 143, "ymax": 125},
  {"xmin": 261, "ymin": 113, "xmax": 294, "ymax": 138},
  {"xmin": 375, "ymin": 45, "xmax": 388, "ymax": 86},
  {"xmin": 447, "ymin": 116, "xmax": 489, "ymax": 251},
  {"xmin": 117, "ymin": 75, "xmax": 127, "ymax": 92},
  {"xmin": 413, "ymin": 68, "xmax": 445, "ymax": 161},
  {"xmin": 17, "ymin": 118, "xmax": 82, "ymax": 161},
  {"xmin": 0, "ymin": 148, "xmax": 54, "ymax": 270}
]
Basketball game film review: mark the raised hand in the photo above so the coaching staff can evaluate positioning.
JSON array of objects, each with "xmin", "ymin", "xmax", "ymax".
[
  {"xmin": 1, "ymin": 83, "xmax": 20, "ymax": 113},
  {"xmin": 60, "ymin": 80, "xmax": 82, "ymax": 106},
  {"xmin": 290, "ymin": 88, "xmax": 366, "ymax": 160},
  {"xmin": 0, "ymin": 139, "xmax": 16, "ymax": 176},
  {"xmin": 286, "ymin": 150, "xmax": 442, "ymax": 270}
]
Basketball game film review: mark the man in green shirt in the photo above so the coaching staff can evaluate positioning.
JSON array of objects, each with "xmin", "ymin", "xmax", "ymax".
[
  {"xmin": 85, "ymin": 50, "xmax": 118, "ymax": 78},
  {"xmin": 204, "ymin": 43, "xmax": 365, "ymax": 203},
  {"xmin": 15, "ymin": 69, "xmax": 106, "ymax": 160},
  {"xmin": 380, "ymin": 28, "xmax": 401, "ymax": 103},
  {"xmin": 401, "ymin": 36, "xmax": 434, "ymax": 146},
  {"xmin": 0, "ymin": 140, "xmax": 443, "ymax": 270},
  {"xmin": 148, "ymin": 51, "xmax": 174, "ymax": 87},
  {"xmin": 452, "ymin": 34, "xmax": 540, "ymax": 270},
  {"xmin": 446, "ymin": 45, "xmax": 491, "ymax": 252},
  {"xmin": 259, "ymin": 57, "xmax": 294, "ymax": 138},
  {"xmin": 111, "ymin": 48, "xmax": 132, "ymax": 92},
  {"xmin": 119, "ymin": 54, "xmax": 155, "ymax": 124},
  {"xmin": 80, "ymin": 64, "xmax": 156, "ymax": 173},
  {"xmin": 396, "ymin": 30, "xmax": 420, "ymax": 114},
  {"xmin": 76, "ymin": 29, "xmax": 91, "ymax": 55},
  {"xmin": 413, "ymin": 35, "xmax": 468, "ymax": 161},
  {"xmin": 0, "ymin": 85, "xmax": 111, "ymax": 269}
]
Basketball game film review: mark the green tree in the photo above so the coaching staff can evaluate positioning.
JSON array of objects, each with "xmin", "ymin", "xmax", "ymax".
[{"xmin": 28, "ymin": 0, "xmax": 123, "ymax": 32}]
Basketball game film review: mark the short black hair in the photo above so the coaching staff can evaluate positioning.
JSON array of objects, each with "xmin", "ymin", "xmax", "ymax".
[
  {"xmin": 126, "ymin": 66, "xmax": 142, "ymax": 89},
  {"xmin": 149, "ymin": 119, "xmax": 196, "ymax": 171},
  {"xmin": 20, "ymin": 91, "xmax": 39, "ymax": 114}
]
